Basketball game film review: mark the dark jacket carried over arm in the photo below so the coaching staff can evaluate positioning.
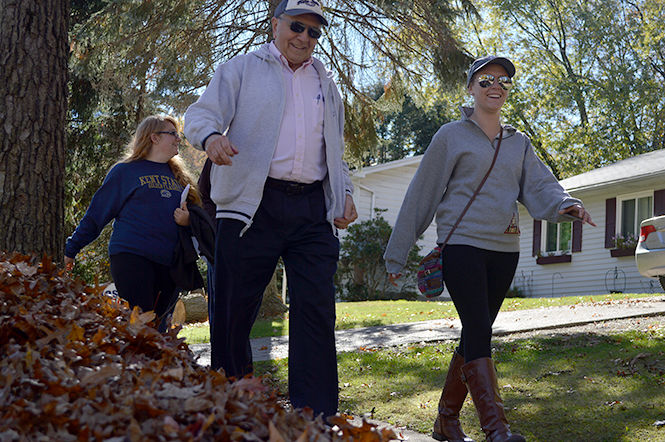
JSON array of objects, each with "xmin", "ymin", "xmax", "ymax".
[
  {"xmin": 197, "ymin": 159, "xmax": 217, "ymax": 227},
  {"xmin": 169, "ymin": 204, "xmax": 216, "ymax": 291},
  {"xmin": 188, "ymin": 204, "xmax": 215, "ymax": 264}
]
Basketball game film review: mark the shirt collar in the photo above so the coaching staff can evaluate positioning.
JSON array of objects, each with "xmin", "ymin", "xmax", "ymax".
[
  {"xmin": 459, "ymin": 106, "xmax": 516, "ymax": 136},
  {"xmin": 460, "ymin": 106, "xmax": 475, "ymax": 120},
  {"xmin": 269, "ymin": 41, "xmax": 313, "ymax": 71}
]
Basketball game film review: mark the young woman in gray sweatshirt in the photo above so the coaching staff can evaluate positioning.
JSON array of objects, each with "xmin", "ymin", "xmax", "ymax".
[{"xmin": 384, "ymin": 56, "xmax": 595, "ymax": 442}]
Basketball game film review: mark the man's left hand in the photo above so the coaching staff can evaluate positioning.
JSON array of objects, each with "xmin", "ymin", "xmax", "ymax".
[{"xmin": 334, "ymin": 194, "xmax": 358, "ymax": 229}]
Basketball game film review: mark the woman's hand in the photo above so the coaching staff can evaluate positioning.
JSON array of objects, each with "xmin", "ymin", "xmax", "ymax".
[
  {"xmin": 559, "ymin": 204, "xmax": 596, "ymax": 227},
  {"xmin": 174, "ymin": 202, "xmax": 190, "ymax": 226},
  {"xmin": 65, "ymin": 256, "xmax": 75, "ymax": 272},
  {"xmin": 388, "ymin": 273, "xmax": 402, "ymax": 286}
]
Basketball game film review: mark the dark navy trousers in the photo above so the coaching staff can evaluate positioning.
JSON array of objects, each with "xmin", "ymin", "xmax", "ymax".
[{"xmin": 211, "ymin": 183, "xmax": 340, "ymax": 417}]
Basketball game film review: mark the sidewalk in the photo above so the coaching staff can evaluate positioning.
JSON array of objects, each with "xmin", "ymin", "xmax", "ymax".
[
  {"xmin": 188, "ymin": 296, "xmax": 665, "ymax": 441},
  {"xmin": 189, "ymin": 296, "xmax": 665, "ymax": 366}
]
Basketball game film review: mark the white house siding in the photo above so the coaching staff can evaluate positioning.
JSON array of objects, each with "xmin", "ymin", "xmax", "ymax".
[
  {"xmin": 348, "ymin": 149, "xmax": 665, "ymax": 299},
  {"xmin": 354, "ymin": 185, "xmax": 374, "ymax": 220},
  {"xmin": 349, "ymin": 161, "xmax": 438, "ymax": 251},
  {"xmin": 347, "ymin": 159, "xmax": 448, "ymax": 298},
  {"xmin": 515, "ymin": 182, "xmax": 664, "ymax": 298}
]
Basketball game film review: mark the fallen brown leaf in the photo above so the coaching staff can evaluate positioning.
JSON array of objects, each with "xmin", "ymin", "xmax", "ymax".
[{"xmin": 0, "ymin": 252, "xmax": 397, "ymax": 441}]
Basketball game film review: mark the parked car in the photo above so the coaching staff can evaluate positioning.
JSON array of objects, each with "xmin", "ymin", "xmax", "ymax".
[{"xmin": 635, "ymin": 214, "xmax": 665, "ymax": 291}]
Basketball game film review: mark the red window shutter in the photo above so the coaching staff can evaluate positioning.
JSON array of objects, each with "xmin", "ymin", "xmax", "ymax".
[
  {"xmin": 572, "ymin": 220, "xmax": 582, "ymax": 252},
  {"xmin": 605, "ymin": 197, "xmax": 616, "ymax": 248},
  {"xmin": 654, "ymin": 189, "xmax": 665, "ymax": 216},
  {"xmin": 532, "ymin": 219, "xmax": 541, "ymax": 257}
]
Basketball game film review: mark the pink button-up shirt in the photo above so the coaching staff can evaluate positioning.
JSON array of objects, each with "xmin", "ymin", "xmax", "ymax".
[{"xmin": 268, "ymin": 42, "xmax": 327, "ymax": 184}]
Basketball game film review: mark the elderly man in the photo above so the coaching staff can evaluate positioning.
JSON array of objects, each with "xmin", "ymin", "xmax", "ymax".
[{"xmin": 184, "ymin": 0, "xmax": 357, "ymax": 417}]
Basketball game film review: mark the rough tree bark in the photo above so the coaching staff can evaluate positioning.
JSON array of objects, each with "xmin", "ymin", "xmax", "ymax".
[
  {"xmin": 258, "ymin": 271, "xmax": 288, "ymax": 319},
  {"xmin": 0, "ymin": 1, "xmax": 69, "ymax": 260}
]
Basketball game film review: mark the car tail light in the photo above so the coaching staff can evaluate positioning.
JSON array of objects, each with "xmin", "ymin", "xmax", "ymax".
[{"xmin": 639, "ymin": 224, "xmax": 656, "ymax": 242}]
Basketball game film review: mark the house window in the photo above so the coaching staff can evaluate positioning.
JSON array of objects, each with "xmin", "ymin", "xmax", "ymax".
[
  {"xmin": 542, "ymin": 221, "xmax": 572, "ymax": 254},
  {"xmin": 605, "ymin": 189, "xmax": 665, "ymax": 249},
  {"xmin": 618, "ymin": 192, "xmax": 653, "ymax": 239},
  {"xmin": 532, "ymin": 218, "xmax": 582, "ymax": 263}
]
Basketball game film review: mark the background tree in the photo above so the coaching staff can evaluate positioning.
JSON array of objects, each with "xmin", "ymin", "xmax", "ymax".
[
  {"xmin": 67, "ymin": 0, "xmax": 472, "ymax": 166},
  {"xmin": 0, "ymin": 0, "xmax": 70, "ymax": 260},
  {"xmin": 346, "ymin": 79, "xmax": 459, "ymax": 166},
  {"xmin": 626, "ymin": 0, "xmax": 665, "ymax": 151},
  {"xmin": 373, "ymin": 91, "xmax": 457, "ymax": 164},
  {"xmin": 66, "ymin": 0, "xmax": 212, "ymax": 280},
  {"xmin": 63, "ymin": 0, "xmax": 471, "ymax": 281},
  {"xmin": 457, "ymin": 0, "xmax": 665, "ymax": 178}
]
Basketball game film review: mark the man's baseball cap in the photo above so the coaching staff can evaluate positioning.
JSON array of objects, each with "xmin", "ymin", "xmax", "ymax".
[
  {"xmin": 466, "ymin": 55, "xmax": 516, "ymax": 87},
  {"xmin": 274, "ymin": 0, "xmax": 328, "ymax": 26}
]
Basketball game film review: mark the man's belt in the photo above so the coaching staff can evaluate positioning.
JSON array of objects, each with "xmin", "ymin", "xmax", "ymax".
[{"xmin": 265, "ymin": 177, "xmax": 322, "ymax": 195}]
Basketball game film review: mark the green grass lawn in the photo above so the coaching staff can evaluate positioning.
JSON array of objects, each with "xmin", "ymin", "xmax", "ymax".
[
  {"xmin": 177, "ymin": 292, "xmax": 663, "ymax": 344},
  {"xmin": 179, "ymin": 293, "xmax": 664, "ymax": 439},
  {"xmin": 256, "ymin": 326, "xmax": 665, "ymax": 441}
]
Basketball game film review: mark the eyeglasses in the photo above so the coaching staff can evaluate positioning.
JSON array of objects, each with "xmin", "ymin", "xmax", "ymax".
[
  {"xmin": 156, "ymin": 131, "xmax": 181, "ymax": 138},
  {"xmin": 279, "ymin": 16, "xmax": 322, "ymax": 39},
  {"xmin": 476, "ymin": 74, "xmax": 513, "ymax": 90}
]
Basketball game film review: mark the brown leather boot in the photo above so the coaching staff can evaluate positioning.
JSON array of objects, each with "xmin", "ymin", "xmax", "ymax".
[
  {"xmin": 461, "ymin": 357, "xmax": 526, "ymax": 442},
  {"xmin": 432, "ymin": 351, "xmax": 474, "ymax": 442}
]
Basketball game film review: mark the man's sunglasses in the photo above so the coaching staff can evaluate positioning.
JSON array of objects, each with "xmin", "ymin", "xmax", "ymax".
[
  {"xmin": 476, "ymin": 74, "xmax": 513, "ymax": 90},
  {"xmin": 280, "ymin": 16, "xmax": 322, "ymax": 39}
]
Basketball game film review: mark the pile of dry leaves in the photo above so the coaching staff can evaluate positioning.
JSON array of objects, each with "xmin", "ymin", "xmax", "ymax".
[{"xmin": 0, "ymin": 252, "xmax": 396, "ymax": 441}]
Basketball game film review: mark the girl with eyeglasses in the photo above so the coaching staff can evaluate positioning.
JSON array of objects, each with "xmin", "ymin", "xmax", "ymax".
[
  {"xmin": 65, "ymin": 115, "xmax": 203, "ymax": 332},
  {"xmin": 384, "ymin": 56, "xmax": 595, "ymax": 442}
]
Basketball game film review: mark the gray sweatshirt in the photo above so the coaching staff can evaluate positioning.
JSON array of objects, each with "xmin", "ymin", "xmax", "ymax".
[
  {"xmin": 384, "ymin": 107, "xmax": 581, "ymax": 274},
  {"xmin": 183, "ymin": 44, "xmax": 353, "ymax": 232}
]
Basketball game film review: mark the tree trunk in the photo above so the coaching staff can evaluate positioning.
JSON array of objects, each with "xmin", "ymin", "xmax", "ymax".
[
  {"xmin": 258, "ymin": 270, "xmax": 288, "ymax": 319},
  {"xmin": 172, "ymin": 290, "xmax": 209, "ymax": 325},
  {"xmin": 0, "ymin": 0, "xmax": 69, "ymax": 261}
]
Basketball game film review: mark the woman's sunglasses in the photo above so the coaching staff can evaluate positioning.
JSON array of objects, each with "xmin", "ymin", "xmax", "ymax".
[
  {"xmin": 280, "ymin": 17, "xmax": 322, "ymax": 39},
  {"xmin": 476, "ymin": 74, "xmax": 513, "ymax": 90},
  {"xmin": 156, "ymin": 130, "xmax": 181, "ymax": 138}
]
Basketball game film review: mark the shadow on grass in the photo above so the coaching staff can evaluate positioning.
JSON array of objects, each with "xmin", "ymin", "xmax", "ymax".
[
  {"xmin": 493, "ymin": 331, "xmax": 665, "ymax": 441},
  {"xmin": 336, "ymin": 318, "xmax": 386, "ymax": 330},
  {"xmin": 256, "ymin": 329, "xmax": 665, "ymax": 441}
]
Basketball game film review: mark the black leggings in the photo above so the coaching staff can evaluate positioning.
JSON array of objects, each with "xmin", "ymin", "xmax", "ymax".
[
  {"xmin": 110, "ymin": 253, "xmax": 179, "ymax": 332},
  {"xmin": 442, "ymin": 245, "xmax": 519, "ymax": 362}
]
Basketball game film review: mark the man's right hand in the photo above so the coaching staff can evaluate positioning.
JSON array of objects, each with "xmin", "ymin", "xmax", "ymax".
[{"xmin": 205, "ymin": 134, "xmax": 238, "ymax": 166}]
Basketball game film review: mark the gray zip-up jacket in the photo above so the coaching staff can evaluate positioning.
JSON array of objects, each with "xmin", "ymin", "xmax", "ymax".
[
  {"xmin": 183, "ymin": 44, "xmax": 353, "ymax": 232},
  {"xmin": 384, "ymin": 107, "xmax": 582, "ymax": 274}
]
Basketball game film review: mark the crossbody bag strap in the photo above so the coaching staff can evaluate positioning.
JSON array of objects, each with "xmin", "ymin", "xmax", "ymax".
[{"xmin": 440, "ymin": 127, "xmax": 504, "ymax": 247}]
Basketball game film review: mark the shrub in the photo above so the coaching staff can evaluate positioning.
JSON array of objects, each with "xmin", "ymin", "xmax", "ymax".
[
  {"xmin": 505, "ymin": 285, "xmax": 526, "ymax": 298},
  {"xmin": 69, "ymin": 225, "xmax": 112, "ymax": 285},
  {"xmin": 336, "ymin": 209, "xmax": 422, "ymax": 301}
]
